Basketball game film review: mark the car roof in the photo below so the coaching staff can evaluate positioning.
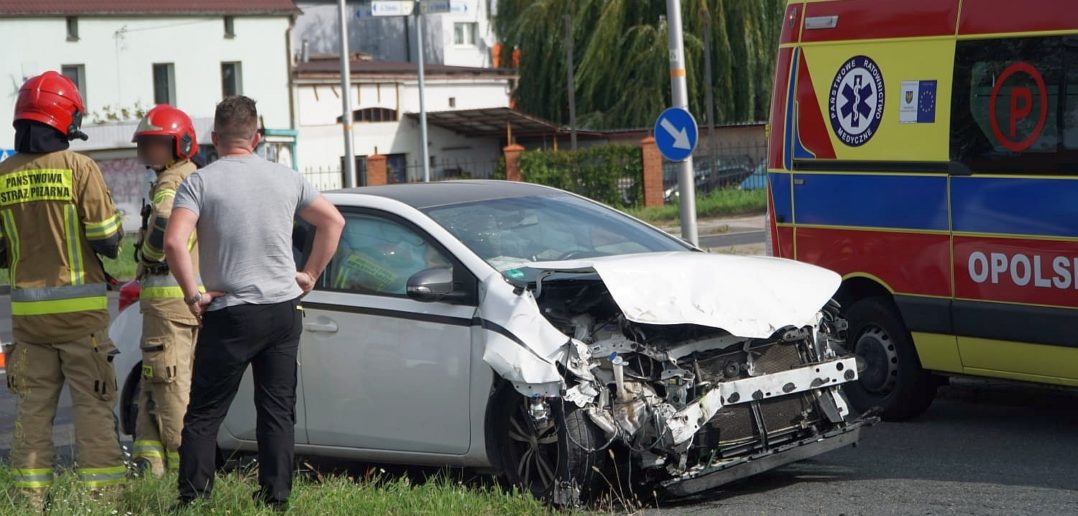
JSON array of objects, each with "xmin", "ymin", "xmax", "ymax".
[{"xmin": 328, "ymin": 180, "xmax": 564, "ymax": 210}]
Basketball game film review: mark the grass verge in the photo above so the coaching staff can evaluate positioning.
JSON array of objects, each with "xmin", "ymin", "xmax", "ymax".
[
  {"xmin": 0, "ymin": 464, "xmax": 549, "ymax": 515},
  {"xmin": 625, "ymin": 188, "xmax": 766, "ymax": 224}
]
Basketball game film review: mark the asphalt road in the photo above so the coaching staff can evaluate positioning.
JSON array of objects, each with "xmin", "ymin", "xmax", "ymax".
[
  {"xmin": 2, "ymin": 295, "xmax": 1076, "ymax": 515},
  {"xmin": 651, "ymin": 380, "xmax": 1078, "ymax": 515}
]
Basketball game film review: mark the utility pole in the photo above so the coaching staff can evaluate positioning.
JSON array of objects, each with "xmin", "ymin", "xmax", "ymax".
[
  {"xmin": 338, "ymin": 0, "xmax": 356, "ymax": 187},
  {"xmin": 666, "ymin": 0, "xmax": 698, "ymax": 245},
  {"xmin": 415, "ymin": 3, "xmax": 431, "ymax": 182},
  {"xmin": 564, "ymin": 14, "xmax": 577, "ymax": 150},
  {"xmin": 703, "ymin": 14, "xmax": 716, "ymax": 153}
]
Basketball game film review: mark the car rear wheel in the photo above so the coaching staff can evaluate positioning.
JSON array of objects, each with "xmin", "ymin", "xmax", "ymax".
[
  {"xmin": 490, "ymin": 387, "xmax": 607, "ymax": 506},
  {"xmin": 120, "ymin": 363, "xmax": 143, "ymax": 435},
  {"xmin": 842, "ymin": 297, "xmax": 937, "ymax": 420},
  {"xmin": 120, "ymin": 360, "xmax": 229, "ymax": 470}
]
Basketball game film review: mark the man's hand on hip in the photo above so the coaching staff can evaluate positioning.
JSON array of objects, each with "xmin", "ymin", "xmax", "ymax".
[
  {"xmin": 188, "ymin": 291, "xmax": 226, "ymax": 324},
  {"xmin": 296, "ymin": 271, "xmax": 316, "ymax": 295}
]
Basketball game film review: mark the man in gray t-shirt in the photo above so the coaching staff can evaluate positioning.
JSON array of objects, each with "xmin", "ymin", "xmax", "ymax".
[
  {"xmin": 173, "ymin": 154, "xmax": 316, "ymax": 310},
  {"xmin": 163, "ymin": 96, "xmax": 344, "ymax": 510}
]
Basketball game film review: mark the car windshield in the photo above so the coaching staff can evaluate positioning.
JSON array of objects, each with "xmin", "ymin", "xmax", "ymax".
[{"xmin": 423, "ymin": 194, "xmax": 691, "ymax": 272}]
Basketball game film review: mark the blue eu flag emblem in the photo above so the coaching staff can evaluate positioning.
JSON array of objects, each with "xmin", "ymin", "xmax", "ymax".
[{"xmin": 917, "ymin": 80, "xmax": 937, "ymax": 124}]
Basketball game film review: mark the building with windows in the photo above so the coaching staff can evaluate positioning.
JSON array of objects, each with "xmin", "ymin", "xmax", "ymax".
[
  {"xmin": 293, "ymin": 0, "xmax": 497, "ymax": 68},
  {"xmin": 294, "ymin": 55, "xmax": 518, "ymax": 188},
  {"xmin": 0, "ymin": 0, "xmax": 298, "ymax": 230}
]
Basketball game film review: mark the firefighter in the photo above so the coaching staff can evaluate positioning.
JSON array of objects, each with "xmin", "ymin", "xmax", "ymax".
[
  {"xmin": 129, "ymin": 104, "xmax": 202, "ymax": 477},
  {"xmin": 1, "ymin": 71, "xmax": 126, "ymax": 508}
]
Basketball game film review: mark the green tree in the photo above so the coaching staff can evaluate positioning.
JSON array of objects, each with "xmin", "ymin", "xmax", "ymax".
[{"xmin": 495, "ymin": 0, "xmax": 786, "ymax": 130}]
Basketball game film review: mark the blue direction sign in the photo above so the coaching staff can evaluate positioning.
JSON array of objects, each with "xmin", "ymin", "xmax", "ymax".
[{"xmin": 653, "ymin": 107, "xmax": 698, "ymax": 162}]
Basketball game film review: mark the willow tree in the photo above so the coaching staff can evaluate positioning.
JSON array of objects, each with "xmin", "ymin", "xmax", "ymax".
[{"xmin": 495, "ymin": 0, "xmax": 786, "ymax": 130}]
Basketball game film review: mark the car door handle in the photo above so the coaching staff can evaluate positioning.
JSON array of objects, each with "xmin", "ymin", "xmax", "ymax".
[{"xmin": 304, "ymin": 321, "xmax": 339, "ymax": 334}]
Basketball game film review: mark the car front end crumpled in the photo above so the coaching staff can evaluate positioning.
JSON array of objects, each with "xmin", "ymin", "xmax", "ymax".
[{"xmin": 479, "ymin": 252, "xmax": 872, "ymax": 503}]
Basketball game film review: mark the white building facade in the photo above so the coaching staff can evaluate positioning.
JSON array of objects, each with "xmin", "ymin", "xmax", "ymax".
[
  {"xmin": 294, "ymin": 57, "xmax": 515, "ymax": 188},
  {"xmin": 0, "ymin": 1, "xmax": 298, "ymax": 230},
  {"xmin": 294, "ymin": 0, "xmax": 498, "ymax": 68}
]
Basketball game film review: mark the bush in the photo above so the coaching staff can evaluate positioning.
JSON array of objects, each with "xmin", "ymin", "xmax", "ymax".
[{"xmin": 519, "ymin": 145, "xmax": 642, "ymax": 207}]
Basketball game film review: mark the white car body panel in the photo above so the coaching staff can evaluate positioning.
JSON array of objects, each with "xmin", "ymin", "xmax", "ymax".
[
  {"xmin": 477, "ymin": 282, "xmax": 567, "ymax": 397},
  {"xmin": 299, "ymin": 290, "xmax": 475, "ymax": 454},
  {"xmin": 526, "ymin": 252, "xmax": 842, "ymax": 339}
]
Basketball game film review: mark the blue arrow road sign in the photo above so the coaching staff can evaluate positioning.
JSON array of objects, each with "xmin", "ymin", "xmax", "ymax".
[{"xmin": 653, "ymin": 107, "xmax": 698, "ymax": 162}]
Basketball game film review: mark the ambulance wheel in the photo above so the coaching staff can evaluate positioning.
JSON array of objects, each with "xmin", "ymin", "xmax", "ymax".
[{"xmin": 842, "ymin": 297, "xmax": 937, "ymax": 421}]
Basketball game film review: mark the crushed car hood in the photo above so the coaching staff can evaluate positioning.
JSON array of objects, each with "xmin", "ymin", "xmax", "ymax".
[{"xmin": 521, "ymin": 252, "xmax": 842, "ymax": 339}]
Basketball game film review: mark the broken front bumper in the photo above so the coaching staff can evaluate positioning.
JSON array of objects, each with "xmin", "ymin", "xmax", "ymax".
[
  {"xmin": 660, "ymin": 421, "xmax": 866, "ymax": 497},
  {"xmin": 666, "ymin": 356, "xmax": 859, "ymax": 445}
]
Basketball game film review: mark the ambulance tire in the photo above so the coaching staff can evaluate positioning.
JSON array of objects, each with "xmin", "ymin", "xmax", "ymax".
[{"xmin": 843, "ymin": 297, "xmax": 937, "ymax": 421}]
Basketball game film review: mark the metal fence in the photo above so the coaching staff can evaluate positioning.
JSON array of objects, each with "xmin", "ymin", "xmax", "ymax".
[
  {"xmin": 401, "ymin": 158, "xmax": 501, "ymax": 183},
  {"xmin": 661, "ymin": 141, "xmax": 768, "ymax": 202},
  {"xmin": 302, "ymin": 158, "xmax": 501, "ymax": 193},
  {"xmin": 303, "ymin": 166, "xmax": 346, "ymax": 192},
  {"xmin": 302, "ymin": 142, "xmax": 768, "ymax": 201}
]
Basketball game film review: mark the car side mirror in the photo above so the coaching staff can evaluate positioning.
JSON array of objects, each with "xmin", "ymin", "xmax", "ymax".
[{"xmin": 407, "ymin": 267, "xmax": 464, "ymax": 303}]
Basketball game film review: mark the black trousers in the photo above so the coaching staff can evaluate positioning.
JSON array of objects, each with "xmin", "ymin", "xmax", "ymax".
[{"xmin": 178, "ymin": 297, "xmax": 302, "ymax": 503}]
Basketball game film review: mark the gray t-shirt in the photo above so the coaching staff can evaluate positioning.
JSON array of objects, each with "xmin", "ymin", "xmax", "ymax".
[{"xmin": 173, "ymin": 154, "xmax": 317, "ymax": 310}]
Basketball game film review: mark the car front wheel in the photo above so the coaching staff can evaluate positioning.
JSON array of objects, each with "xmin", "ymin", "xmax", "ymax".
[{"xmin": 490, "ymin": 386, "xmax": 607, "ymax": 506}]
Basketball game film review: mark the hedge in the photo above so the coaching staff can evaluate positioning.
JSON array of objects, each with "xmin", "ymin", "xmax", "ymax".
[{"xmin": 516, "ymin": 145, "xmax": 643, "ymax": 207}]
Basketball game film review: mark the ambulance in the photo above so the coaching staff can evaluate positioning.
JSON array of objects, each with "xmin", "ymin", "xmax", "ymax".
[{"xmin": 766, "ymin": 0, "xmax": 1078, "ymax": 419}]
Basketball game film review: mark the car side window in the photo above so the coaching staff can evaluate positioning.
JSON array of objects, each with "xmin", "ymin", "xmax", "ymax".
[
  {"xmin": 292, "ymin": 219, "xmax": 313, "ymax": 271},
  {"xmin": 950, "ymin": 36, "xmax": 1077, "ymax": 174},
  {"xmin": 320, "ymin": 213, "xmax": 452, "ymax": 297}
]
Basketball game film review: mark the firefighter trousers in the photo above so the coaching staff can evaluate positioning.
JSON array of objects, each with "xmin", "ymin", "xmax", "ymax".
[
  {"xmin": 133, "ymin": 315, "xmax": 198, "ymax": 476},
  {"xmin": 5, "ymin": 332, "xmax": 126, "ymax": 490}
]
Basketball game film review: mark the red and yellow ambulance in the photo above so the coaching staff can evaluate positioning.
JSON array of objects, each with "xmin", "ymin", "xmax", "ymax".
[{"xmin": 767, "ymin": 0, "xmax": 1078, "ymax": 419}]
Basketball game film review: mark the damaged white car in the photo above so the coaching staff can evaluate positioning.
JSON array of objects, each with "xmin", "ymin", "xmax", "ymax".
[{"xmin": 109, "ymin": 180, "xmax": 868, "ymax": 505}]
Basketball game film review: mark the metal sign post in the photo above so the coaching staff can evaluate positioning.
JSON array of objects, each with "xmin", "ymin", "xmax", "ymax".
[
  {"xmin": 414, "ymin": 4, "xmax": 431, "ymax": 182},
  {"xmin": 339, "ymin": 0, "xmax": 356, "ymax": 187},
  {"xmin": 664, "ymin": 0, "xmax": 698, "ymax": 245},
  {"xmin": 370, "ymin": 0, "xmax": 467, "ymax": 182}
]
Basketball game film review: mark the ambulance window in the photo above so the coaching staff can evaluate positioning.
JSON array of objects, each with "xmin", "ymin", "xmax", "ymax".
[{"xmin": 950, "ymin": 36, "xmax": 1075, "ymax": 174}]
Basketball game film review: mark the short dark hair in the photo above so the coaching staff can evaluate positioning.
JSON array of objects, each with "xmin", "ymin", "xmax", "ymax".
[{"xmin": 214, "ymin": 95, "xmax": 258, "ymax": 142}]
